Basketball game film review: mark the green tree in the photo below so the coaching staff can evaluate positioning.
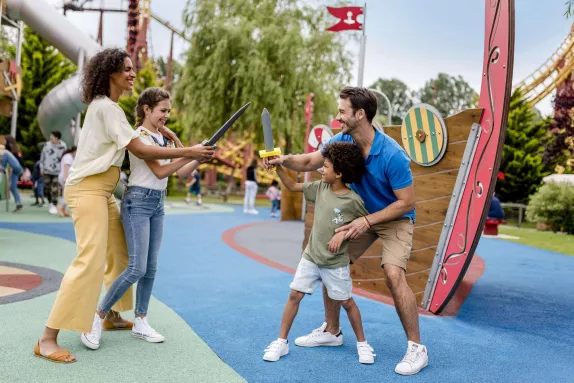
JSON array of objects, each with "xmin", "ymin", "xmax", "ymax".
[
  {"xmin": 156, "ymin": 56, "xmax": 183, "ymax": 89},
  {"xmin": 0, "ymin": 28, "xmax": 76, "ymax": 168},
  {"xmin": 496, "ymin": 90, "xmax": 552, "ymax": 204},
  {"xmin": 418, "ymin": 73, "xmax": 478, "ymax": 117},
  {"xmin": 369, "ymin": 78, "xmax": 414, "ymax": 125},
  {"xmin": 176, "ymin": 0, "xmax": 352, "ymax": 153}
]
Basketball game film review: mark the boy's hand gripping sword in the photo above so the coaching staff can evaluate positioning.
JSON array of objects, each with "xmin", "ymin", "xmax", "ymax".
[{"xmin": 259, "ymin": 108, "xmax": 281, "ymax": 169}]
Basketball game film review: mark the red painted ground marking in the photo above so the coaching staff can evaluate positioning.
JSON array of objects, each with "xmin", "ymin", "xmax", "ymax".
[
  {"xmin": 222, "ymin": 221, "xmax": 486, "ymax": 317},
  {"xmin": 0, "ymin": 274, "xmax": 43, "ymax": 290}
]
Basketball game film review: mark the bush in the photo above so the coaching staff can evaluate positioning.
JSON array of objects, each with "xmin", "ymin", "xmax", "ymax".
[{"xmin": 526, "ymin": 182, "xmax": 574, "ymax": 234}]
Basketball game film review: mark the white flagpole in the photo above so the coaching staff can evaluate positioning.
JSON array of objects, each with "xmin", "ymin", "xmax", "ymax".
[{"xmin": 357, "ymin": 3, "xmax": 367, "ymax": 87}]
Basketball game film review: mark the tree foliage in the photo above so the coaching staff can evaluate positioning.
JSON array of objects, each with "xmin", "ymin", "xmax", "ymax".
[
  {"xmin": 0, "ymin": 28, "xmax": 76, "ymax": 169},
  {"xmin": 526, "ymin": 182, "xmax": 574, "ymax": 234},
  {"xmin": 175, "ymin": 0, "xmax": 352, "ymax": 153},
  {"xmin": 496, "ymin": 90, "xmax": 553, "ymax": 203},
  {"xmin": 419, "ymin": 73, "xmax": 478, "ymax": 117},
  {"xmin": 369, "ymin": 78, "xmax": 413, "ymax": 125}
]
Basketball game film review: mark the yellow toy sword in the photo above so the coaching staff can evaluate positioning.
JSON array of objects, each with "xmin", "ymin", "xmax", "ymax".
[{"xmin": 259, "ymin": 108, "xmax": 281, "ymax": 168}]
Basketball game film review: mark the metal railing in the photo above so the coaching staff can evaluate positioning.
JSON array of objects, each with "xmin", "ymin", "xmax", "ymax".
[{"xmin": 500, "ymin": 202, "xmax": 528, "ymax": 227}]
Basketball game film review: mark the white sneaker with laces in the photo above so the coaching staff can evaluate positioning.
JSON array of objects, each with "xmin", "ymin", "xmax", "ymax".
[
  {"xmin": 81, "ymin": 313, "xmax": 104, "ymax": 350},
  {"xmin": 357, "ymin": 341, "xmax": 376, "ymax": 364},
  {"xmin": 263, "ymin": 339, "xmax": 289, "ymax": 362},
  {"xmin": 395, "ymin": 341, "xmax": 428, "ymax": 375},
  {"xmin": 132, "ymin": 317, "xmax": 165, "ymax": 343},
  {"xmin": 249, "ymin": 209, "xmax": 259, "ymax": 215},
  {"xmin": 294, "ymin": 329, "xmax": 343, "ymax": 347}
]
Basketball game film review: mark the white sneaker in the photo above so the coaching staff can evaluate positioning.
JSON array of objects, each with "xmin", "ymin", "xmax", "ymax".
[
  {"xmin": 185, "ymin": 197, "xmax": 191, "ymax": 204},
  {"xmin": 395, "ymin": 341, "xmax": 428, "ymax": 375},
  {"xmin": 81, "ymin": 313, "xmax": 104, "ymax": 350},
  {"xmin": 48, "ymin": 204, "xmax": 58, "ymax": 215},
  {"xmin": 132, "ymin": 317, "xmax": 165, "ymax": 343},
  {"xmin": 263, "ymin": 339, "xmax": 289, "ymax": 362},
  {"xmin": 294, "ymin": 329, "xmax": 343, "ymax": 347},
  {"xmin": 249, "ymin": 209, "xmax": 259, "ymax": 215},
  {"xmin": 357, "ymin": 341, "xmax": 376, "ymax": 364}
]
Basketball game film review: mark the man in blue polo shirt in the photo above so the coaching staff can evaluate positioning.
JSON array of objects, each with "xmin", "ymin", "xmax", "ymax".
[{"xmin": 265, "ymin": 87, "xmax": 428, "ymax": 375}]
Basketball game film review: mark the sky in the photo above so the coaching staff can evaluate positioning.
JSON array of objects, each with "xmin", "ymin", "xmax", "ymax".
[{"xmin": 42, "ymin": 0, "xmax": 573, "ymax": 117}]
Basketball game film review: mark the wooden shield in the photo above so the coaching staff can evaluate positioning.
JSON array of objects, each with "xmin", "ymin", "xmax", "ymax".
[{"xmin": 401, "ymin": 104, "xmax": 448, "ymax": 167}]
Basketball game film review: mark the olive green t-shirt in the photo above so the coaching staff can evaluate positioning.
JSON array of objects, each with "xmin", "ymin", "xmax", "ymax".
[{"xmin": 302, "ymin": 181, "xmax": 369, "ymax": 268}]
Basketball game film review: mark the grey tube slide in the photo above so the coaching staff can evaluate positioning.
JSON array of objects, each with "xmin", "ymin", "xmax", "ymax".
[{"xmin": 6, "ymin": 0, "xmax": 102, "ymax": 146}]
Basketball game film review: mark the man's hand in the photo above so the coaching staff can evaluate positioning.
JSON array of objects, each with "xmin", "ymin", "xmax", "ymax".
[
  {"xmin": 158, "ymin": 126, "xmax": 183, "ymax": 148},
  {"xmin": 327, "ymin": 231, "xmax": 348, "ymax": 253},
  {"xmin": 263, "ymin": 155, "xmax": 283, "ymax": 170},
  {"xmin": 188, "ymin": 144, "xmax": 215, "ymax": 162},
  {"xmin": 335, "ymin": 217, "xmax": 369, "ymax": 240}
]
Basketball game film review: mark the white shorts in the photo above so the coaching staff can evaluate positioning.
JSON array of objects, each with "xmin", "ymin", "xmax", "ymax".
[{"xmin": 289, "ymin": 257, "xmax": 352, "ymax": 301}]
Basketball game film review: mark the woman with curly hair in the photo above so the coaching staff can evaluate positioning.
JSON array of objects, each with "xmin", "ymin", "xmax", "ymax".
[{"xmin": 34, "ymin": 48, "xmax": 215, "ymax": 364}]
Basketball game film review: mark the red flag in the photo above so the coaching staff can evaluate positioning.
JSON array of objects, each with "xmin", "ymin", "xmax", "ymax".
[{"xmin": 326, "ymin": 6, "xmax": 363, "ymax": 32}]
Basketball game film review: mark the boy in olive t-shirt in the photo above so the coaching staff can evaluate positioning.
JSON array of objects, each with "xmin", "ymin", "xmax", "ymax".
[{"xmin": 263, "ymin": 142, "xmax": 376, "ymax": 365}]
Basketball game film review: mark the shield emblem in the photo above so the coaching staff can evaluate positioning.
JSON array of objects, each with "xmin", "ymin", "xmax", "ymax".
[{"xmin": 401, "ymin": 104, "xmax": 448, "ymax": 167}]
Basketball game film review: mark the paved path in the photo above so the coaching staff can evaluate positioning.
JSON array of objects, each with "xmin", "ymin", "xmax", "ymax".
[{"xmin": 1, "ymin": 205, "xmax": 573, "ymax": 382}]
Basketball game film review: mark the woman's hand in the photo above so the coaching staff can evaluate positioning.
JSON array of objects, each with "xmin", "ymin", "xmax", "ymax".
[
  {"xmin": 158, "ymin": 126, "xmax": 183, "ymax": 148},
  {"xmin": 187, "ymin": 144, "xmax": 215, "ymax": 162}
]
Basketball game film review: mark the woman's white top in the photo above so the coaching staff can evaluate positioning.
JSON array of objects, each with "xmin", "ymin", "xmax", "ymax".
[
  {"xmin": 66, "ymin": 96, "xmax": 139, "ymax": 186},
  {"xmin": 128, "ymin": 126, "xmax": 174, "ymax": 191}
]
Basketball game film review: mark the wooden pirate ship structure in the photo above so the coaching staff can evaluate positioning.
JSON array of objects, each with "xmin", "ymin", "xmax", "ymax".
[{"xmin": 299, "ymin": 0, "xmax": 515, "ymax": 314}]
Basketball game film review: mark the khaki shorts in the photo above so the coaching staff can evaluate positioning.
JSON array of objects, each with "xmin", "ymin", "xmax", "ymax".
[{"xmin": 346, "ymin": 218, "xmax": 414, "ymax": 270}]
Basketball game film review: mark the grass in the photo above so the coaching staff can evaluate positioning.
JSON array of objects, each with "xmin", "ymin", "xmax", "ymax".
[{"xmin": 498, "ymin": 225, "xmax": 574, "ymax": 257}]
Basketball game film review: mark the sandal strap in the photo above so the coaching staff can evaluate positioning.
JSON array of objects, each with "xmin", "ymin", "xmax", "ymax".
[{"xmin": 48, "ymin": 350, "xmax": 72, "ymax": 362}]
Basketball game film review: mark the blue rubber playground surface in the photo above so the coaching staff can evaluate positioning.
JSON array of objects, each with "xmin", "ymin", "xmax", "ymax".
[{"xmin": 1, "ymin": 204, "xmax": 573, "ymax": 382}]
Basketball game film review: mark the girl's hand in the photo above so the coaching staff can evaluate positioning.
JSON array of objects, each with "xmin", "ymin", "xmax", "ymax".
[{"xmin": 188, "ymin": 144, "xmax": 215, "ymax": 161}]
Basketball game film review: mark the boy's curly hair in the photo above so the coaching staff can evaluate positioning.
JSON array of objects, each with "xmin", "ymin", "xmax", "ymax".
[
  {"xmin": 81, "ymin": 48, "xmax": 130, "ymax": 104},
  {"xmin": 321, "ymin": 142, "xmax": 366, "ymax": 184}
]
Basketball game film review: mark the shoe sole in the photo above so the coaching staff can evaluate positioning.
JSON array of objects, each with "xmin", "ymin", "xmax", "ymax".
[
  {"xmin": 263, "ymin": 350, "xmax": 289, "ymax": 362},
  {"xmin": 395, "ymin": 361, "xmax": 428, "ymax": 375},
  {"xmin": 132, "ymin": 332, "xmax": 165, "ymax": 343},
  {"xmin": 80, "ymin": 333, "xmax": 100, "ymax": 350},
  {"xmin": 359, "ymin": 359, "xmax": 374, "ymax": 364},
  {"xmin": 294, "ymin": 340, "xmax": 343, "ymax": 347}
]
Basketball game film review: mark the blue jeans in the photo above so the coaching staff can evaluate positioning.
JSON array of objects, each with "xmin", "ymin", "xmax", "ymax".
[
  {"xmin": 2, "ymin": 151, "xmax": 23, "ymax": 205},
  {"xmin": 99, "ymin": 186, "xmax": 165, "ymax": 316},
  {"xmin": 34, "ymin": 177, "xmax": 45, "ymax": 198},
  {"xmin": 271, "ymin": 199, "xmax": 280, "ymax": 214}
]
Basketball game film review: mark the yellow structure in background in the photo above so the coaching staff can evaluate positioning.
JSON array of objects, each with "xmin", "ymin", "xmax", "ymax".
[{"xmin": 515, "ymin": 23, "xmax": 574, "ymax": 107}]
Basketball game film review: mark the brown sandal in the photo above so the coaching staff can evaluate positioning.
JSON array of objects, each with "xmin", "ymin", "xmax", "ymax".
[{"xmin": 33, "ymin": 341, "xmax": 76, "ymax": 363}]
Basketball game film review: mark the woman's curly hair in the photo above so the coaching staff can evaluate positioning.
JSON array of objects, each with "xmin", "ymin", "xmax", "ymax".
[
  {"xmin": 81, "ymin": 48, "xmax": 130, "ymax": 104},
  {"xmin": 321, "ymin": 142, "xmax": 366, "ymax": 184}
]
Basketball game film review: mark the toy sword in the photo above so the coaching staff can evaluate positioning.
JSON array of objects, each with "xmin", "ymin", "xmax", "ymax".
[
  {"xmin": 259, "ymin": 108, "xmax": 282, "ymax": 169},
  {"xmin": 202, "ymin": 102, "xmax": 251, "ymax": 148}
]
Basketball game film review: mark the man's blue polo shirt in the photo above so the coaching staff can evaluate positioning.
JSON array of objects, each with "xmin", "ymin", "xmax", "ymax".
[{"xmin": 327, "ymin": 128, "xmax": 416, "ymax": 222}]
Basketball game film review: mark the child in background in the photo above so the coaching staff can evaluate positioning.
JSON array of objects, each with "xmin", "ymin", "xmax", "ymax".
[
  {"xmin": 31, "ymin": 160, "xmax": 45, "ymax": 207},
  {"xmin": 266, "ymin": 180, "xmax": 281, "ymax": 217},
  {"xmin": 263, "ymin": 142, "xmax": 375, "ymax": 364},
  {"xmin": 57, "ymin": 147, "xmax": 77, "ymax": 217},
  {"xmin": 185, "ymin": 169, "xmax": 202, "ymax": 206}
]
